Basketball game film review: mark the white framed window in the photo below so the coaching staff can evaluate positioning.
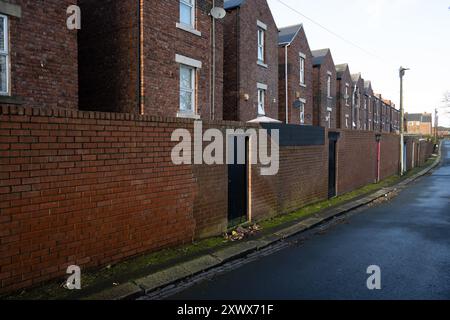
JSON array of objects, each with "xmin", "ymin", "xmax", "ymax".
[
  {"xmin": 327, "ymin": 111, "xmax": 331, "ymax": 128},
  {"xmin": 257, "ymin": 88, "xmax": 266, "ymax": 116},
  {"xmin": 299, "ymin": 99, "xmax": 306, "ymax": 124},
  {"xmin": 180, "ymin": 0, "xmax": 195, "ymax": 28},
  {"xmin": 0, "ymin": 15, "xmax": 9, "ymax": 96},
  {"xmin": 327, "ymin": 74, "xmax": 332, "ymax": 98},
  {"xmin": 179, "ymin": 64, "xmax": 196, "ymax": 114},
  {"xmin": 257, "ymin": 28, "xmax": 265, "ymax": 63},
  {"xmin": 299, "ymin": 54, "xmax": 305, "ymax": 85},
  {"xmin": 345, "ymin": 84, "xmax": 350, "ymax": 106}
]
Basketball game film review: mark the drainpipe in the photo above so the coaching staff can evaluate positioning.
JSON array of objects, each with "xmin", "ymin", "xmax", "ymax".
[
  {"xmin": 376, "ymin": 134, "xmax": 382, "ymax": 183},
  {"xmin": 211, "ymin": 0, "xmax": 216, "ymax": 120},
  {"xmin": 138, "ymin": 0, "xmax": 145, "ymax": 115},
  {"xmin": 285, "ymin": 45, "xmax": 289, "ymax": 124}
]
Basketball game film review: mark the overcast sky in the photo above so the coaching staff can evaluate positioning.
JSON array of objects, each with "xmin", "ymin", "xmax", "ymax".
[{"xmin": 268, "ymin": 0, "xmax": 450, "ymax": 126}]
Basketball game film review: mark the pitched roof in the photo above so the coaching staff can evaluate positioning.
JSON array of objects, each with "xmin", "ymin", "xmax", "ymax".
[
  {"xmin": 406, "ymin": 113, "xmax": 422, "ymax": 122},
  {"xmin": 351, "ymin": 73, "xmax": 361, "ymax": 83},
  {"xmin": 224, "ymin": 0, "xmax": 246, "ymax": 10},
  {"xmin": 312, "ymin": 49, "xmax": 330, "ymax": 66},
  {"xmin": 406, "ymin": 113, "xmax": 432, "ymax": 123},
  {"xmin": 364, "ymin": 81, "xmax": 372, "ymax": 94},
  {"xmin": 335, "ymin": 63, "xmax": 349, "ymax": 79},
  {"xmin": 278, "ymin": 24, "xmax": 303, "ymax": 46}
]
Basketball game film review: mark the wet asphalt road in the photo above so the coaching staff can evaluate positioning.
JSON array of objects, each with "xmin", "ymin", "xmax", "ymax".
[{"xmin": 169, "ymin": 141, "xmax": 450, "ymax": 300}]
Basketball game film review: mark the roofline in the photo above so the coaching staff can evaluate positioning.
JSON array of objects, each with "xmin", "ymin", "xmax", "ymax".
[{"xmin": 278, "ymin": 24, "xmax": 303, "ymax": 46}]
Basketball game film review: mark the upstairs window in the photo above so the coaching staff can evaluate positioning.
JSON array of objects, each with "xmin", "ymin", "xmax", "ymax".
[
  {"xmin": 327, "ymin": 74, "xmax": 332, "ymax": 98},
  {"xmin": 345, "ymin": 85, "xmax": 350, "ymax": 106},
  {"xmin": 180, "ymin": 0, "xmax": 195, "ymax": 28},
  {"xmin": 299, "ymin": 55, "xmax": 305, "ymax": 85},
  {"xmin": 0, "ymin": 15, "xmax": 9, "ymax": 95},
  {"xmin": 257, "ymin": 28, "xmax": 265, "ymax": 62}
]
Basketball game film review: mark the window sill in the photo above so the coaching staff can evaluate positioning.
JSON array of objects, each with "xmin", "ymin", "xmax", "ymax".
[
  {"xmin": 0, "ymin": 95, "xmax": 25, "ymax": 105},
  {"xmin": 177, "ymin": 112, "xmax": 201, "ymax": 120},
  {"xmin": 257, "ymin": 61, "xmax": 268, "ymax": 68},
  {"xmin": 176, "ymin": 23, "xmax": 202, "ymax": 37}
]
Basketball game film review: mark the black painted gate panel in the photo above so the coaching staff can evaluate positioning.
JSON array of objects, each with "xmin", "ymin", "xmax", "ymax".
[
  {"xmin": 228, "ymin": 136, "xmax": 248, "ymax": 227},
  {"xmin": 328, "ymin": 136, "xmax": 338, "ymax": 199}
]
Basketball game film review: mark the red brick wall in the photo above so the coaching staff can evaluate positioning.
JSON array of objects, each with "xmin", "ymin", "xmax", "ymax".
[
  {"xmin": 223, "ymin": 0, "xmax": 279, "ymax": 122},
  {"xmin": 336, "ymin": 130, "xmax": 377, "ymax": 194},
  {"xmin": 380, "ymin": 133, "xmax": 400, "ymax": 179},
  {"xmin": 336, "ymin": 129, "xmax": 400, "ymax": 194},
  {"xmin": 0, "ymin": 106, "xmax": 201, "ymax": 293},
  {"xmin": 275, "ymin": 146, "xmax": 328, "ymax": 214},
  {"xmin": 278, "ymin": 27, "xmax": 313, "ymax": 125},
  {"xmin": 1, "ymin": 105, "xmax": 409, "ymax": 294},
  {"xmin": 0, "ymin": 0, "xmax": 78, "ymax": 109}
]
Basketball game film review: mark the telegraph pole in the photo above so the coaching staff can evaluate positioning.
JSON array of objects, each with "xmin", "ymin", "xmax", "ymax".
[
  {"xmin": 399, "ymin": 67, "xmax": 409, "ymax": 176},
  {"xmin": 435, "ymin": 108, "xmax": 438, "ymax": 140}
]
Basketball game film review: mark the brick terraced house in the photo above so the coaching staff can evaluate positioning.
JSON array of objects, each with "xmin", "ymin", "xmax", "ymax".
[
  {"xmin": 406, "ymin": 112, "xmax": 433, "ymax": 136},
  {"xmin": 350, "ymin": 73, "xmax": 364, "ymax": 130},
  {"xmin": 0, "ymin": 0, "xmax": 78, "ymax": 109},
  {"xmin": 223, "ymin": 0, "xmax": 279, "ymax": 122},
  {"xmin": 278, "ymin": 24, "xmax": 313, "ymax": 125},
  {"xmin": 373, "ymin": 93, "xmax": 383, "ymax": 132},
  {"xmin": 382, "ymin": 99, "xmax": 391, "ymax": 133},
  {"xmin": 335, "ymin": 63, "xmax": 352, "ymax": 130},
  {"xmin": 79, "ymin": 0, "xmax": 224, "ymax": 120},
  {"xmin": 359, "ymin": 75, "xmax": 368, "ymax": 130},
  {"xmin": 364, "ymin": 81, "xmax": 374, "ymax": 131},
  {"xmin": 312, "ymin": 49, "xmax": 337, "ymax": 128}
]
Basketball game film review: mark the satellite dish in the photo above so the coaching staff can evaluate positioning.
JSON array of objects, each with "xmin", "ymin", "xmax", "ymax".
[{"xmin": 210, "ymin": 7, "xmax": 226, "ymax": 19}]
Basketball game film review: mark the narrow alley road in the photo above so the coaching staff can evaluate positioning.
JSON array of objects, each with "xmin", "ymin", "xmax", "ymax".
[{"xmin": 167, "ymin": 141, "xmax": 450, "ymax": 300}]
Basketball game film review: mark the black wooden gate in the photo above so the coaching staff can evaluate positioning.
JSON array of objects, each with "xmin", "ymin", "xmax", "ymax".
[
  {"xmin": 228, "ymin": 136, "xmax": 248, "ymax": 227},
  {"xmin": 328, "ymin": 132, "xmax": 340, "ymax": 198}
]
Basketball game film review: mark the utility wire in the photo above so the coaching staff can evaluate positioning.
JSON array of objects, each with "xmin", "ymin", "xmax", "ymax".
[{"xmin": 274, "ymin": 0, "xmax": 390, "ymax": 64}]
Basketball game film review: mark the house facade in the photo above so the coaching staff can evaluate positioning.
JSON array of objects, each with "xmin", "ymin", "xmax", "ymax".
[
  {"xmin": 364, "ymin": 81, "xmax": 374, "ymax": 131},
  {"xmin": 79, "ymin": 0, "xmax": 224, "ymax": 120},
  {"xmin": 392, "ymin": 107, "xmax": 400, "ymax": 133},
  {"xmin": 0, "ymin": 0, "xmax": 78, "ymax": 109},
  {"xmin": 406, "ymin": 113, "xmax": 433, "ymax": 136},
  {"xmin": 350, "ymin": 73, "xmax": 364, "ymax": 130},
  {"xmin": 278, "ymin": 24, "xmax": 313, "ymax": 125},
  {"xmin": 335, "ymin": 63, "xmax": 352, "ymax": 130},
  {"xmin": 381, "ymin": 99, "xmax": 391, "ymax": 133},
  {"xmin": 312, "ymin": 49, "xmax": 337, "ymax": 128},
  {"xmin": 223, "ymin": 0, "xmax": 278, "ymax": 122},
  {"xmin": 373, "ymin": 94, "xmax": 381, "ymax": 132}
]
